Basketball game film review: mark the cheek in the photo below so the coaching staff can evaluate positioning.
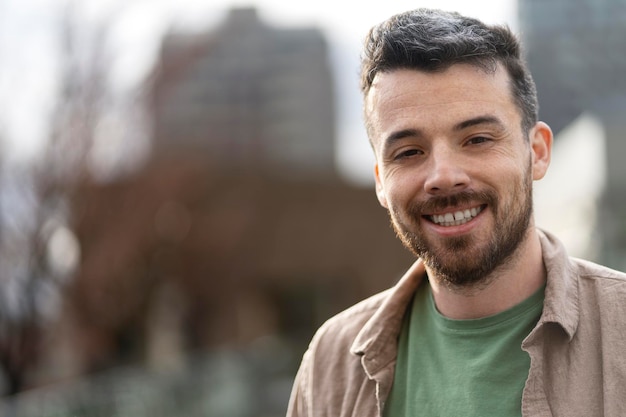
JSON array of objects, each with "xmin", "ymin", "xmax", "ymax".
[
  {"xmin": 496, "ymin": 162, "xmax": 533, "ymax": 203},
  {"xmin": 485, "ymin": 156, "xmax": 527, "ymax": 183}
]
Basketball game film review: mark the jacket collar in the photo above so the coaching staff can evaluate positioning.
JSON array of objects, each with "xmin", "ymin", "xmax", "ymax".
[
  {"xmin": 350, "ymin": 260, "xmax": 425, "ymax": 376},
  {"xmin": 534, "ymin": 229, "xmax": 580, "ymax": 340}
]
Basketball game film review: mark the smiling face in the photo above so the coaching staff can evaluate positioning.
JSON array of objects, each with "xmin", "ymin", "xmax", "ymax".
[{"xmin": 367, "ymin": 64, "xmax": 551, "ymax": 288}]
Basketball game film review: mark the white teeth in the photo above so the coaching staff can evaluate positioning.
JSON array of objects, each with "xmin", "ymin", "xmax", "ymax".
[{"xmin": 430, "ymin": 206, "xmax": 483, "ymax": 227}]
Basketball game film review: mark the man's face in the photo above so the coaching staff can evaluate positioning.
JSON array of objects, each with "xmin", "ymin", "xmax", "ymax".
[{"xmin": 366, "ymin": 64, "xmax": 549, "ymax": 288}]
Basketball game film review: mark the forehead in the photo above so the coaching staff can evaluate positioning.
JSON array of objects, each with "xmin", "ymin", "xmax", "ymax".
[{"xmin": 365, "ymin": 64, "xmax": 519, "ymax": 146}]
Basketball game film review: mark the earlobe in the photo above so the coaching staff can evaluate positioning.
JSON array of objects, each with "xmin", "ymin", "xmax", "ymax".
[
  {"xmin": 530, "ymin": 121, "xmax": 553, "ymax": 181},
  {"xmin": 374, "ymin": 164, "xmax": 388, "ymax": 208}
]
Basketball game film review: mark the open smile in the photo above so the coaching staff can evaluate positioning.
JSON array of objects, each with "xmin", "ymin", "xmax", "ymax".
[{"xmin": 425, "ymin": 205, "xmax": 486, "ymax": 227}]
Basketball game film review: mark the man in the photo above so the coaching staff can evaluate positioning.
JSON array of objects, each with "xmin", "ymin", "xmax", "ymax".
[{"xmin": 286, "ymin": 8, "xmax": 626, "ymax": 417}]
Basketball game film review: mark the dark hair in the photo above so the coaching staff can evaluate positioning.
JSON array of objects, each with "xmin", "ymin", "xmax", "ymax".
[{"xmin": 360, "ymin": 8, "xmax": 538, "ymax": 135}]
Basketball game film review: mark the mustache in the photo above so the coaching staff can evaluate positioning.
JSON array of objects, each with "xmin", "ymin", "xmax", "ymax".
[{"xmin": 408, "ymin": 191, "xmax": 497, "ymax": 216}]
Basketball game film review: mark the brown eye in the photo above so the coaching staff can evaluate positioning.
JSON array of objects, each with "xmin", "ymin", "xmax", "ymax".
[{"xmin": 467, "ymin": 136, "xmax": 490, "ymax": 145}]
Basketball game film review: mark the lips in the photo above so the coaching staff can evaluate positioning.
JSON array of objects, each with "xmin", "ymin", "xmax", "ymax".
[{"xmin": 427, "ymin": 205, "xmax": 485, "ymax": 227}]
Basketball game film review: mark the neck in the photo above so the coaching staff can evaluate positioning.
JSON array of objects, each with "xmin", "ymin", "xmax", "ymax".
[{"xmin": 427, "ymin": 226, "xmax": 546, "ymax": 320}]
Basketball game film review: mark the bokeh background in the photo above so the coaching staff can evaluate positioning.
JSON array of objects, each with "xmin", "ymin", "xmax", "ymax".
[{"xmin": 0, "ymin": 0, "xmax": 624, "ymax": 415}]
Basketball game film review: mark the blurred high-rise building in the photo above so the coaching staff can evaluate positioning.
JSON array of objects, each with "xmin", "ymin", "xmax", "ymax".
[
  {"xmin": 520, "ymin": 0, "xmax": 626, "ymax": 269},
  {"xmin": 520, "ymin": 0, "xmax": 626, "ymax": 134},
  {"xmin": 150, "ymin": 7, "xmax": 337, "ymax": 181}
]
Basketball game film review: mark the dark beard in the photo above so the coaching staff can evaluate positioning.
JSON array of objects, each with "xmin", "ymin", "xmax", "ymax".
[{"xmin": 389, "ymin": 174, "xmax": 533, "ymax": 289}]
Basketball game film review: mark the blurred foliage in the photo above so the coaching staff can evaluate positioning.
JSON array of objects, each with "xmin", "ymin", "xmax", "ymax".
[{"xmin": 0, "ymin": 1, "xmax": 146, "ymax": 396}]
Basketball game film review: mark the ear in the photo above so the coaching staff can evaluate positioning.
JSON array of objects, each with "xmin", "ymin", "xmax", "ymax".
[
  {"xmin": 530, "ymin": 121, "xmax": 553, "ymax": 181},
  {"xmin": 374, "ymin": 164, "xmax": 388, "ymax": 208}
]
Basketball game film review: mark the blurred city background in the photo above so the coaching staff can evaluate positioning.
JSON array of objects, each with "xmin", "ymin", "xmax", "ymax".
[{"xmin": 0, "ymin": 0, "xmax": 624, "ymax": 415}]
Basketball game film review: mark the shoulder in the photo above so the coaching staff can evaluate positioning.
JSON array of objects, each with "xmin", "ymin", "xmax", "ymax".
[
  {"xmin": 570, "ymin": 257, "xmax": 626, "ymax": 323},
  {"xmin": 288, "ymin": 290, "xmax": 393, "ymax": 416},
  {"xmin": 539, "ymin": 228, "xmax": 626, "ymax": 298},
  {"xmin": 289, "ymin": 290, "xmax": 390, "ymax": 405},
  {"xmin": 571, "ymin": 256, "xmax": 626, "ymax": 287}
]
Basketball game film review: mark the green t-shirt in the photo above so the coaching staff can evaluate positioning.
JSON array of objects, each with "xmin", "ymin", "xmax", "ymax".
[{"xmin": 384, "ymin": 281, "xmax": 544, "ymax": 417}]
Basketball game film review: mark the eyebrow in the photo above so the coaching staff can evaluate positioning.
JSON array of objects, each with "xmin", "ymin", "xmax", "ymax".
[
  {"xmin": 453, "ymin": 115, "xmax": 505, "ymax": 132},
  {"xmin": 384, "ymin": 128, "xmax": 423, "ymax": 145}
]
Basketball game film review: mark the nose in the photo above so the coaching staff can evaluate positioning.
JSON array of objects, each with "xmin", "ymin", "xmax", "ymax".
[{"xmin": 423, "ymin": 147, "xmax": 470, "ymax": 195}]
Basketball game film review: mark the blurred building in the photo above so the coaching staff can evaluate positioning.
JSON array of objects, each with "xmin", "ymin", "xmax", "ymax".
[
  {"xmin": 519, "ymin": 0, "xmax": 626, "ymax": 270},
  {"xmin": 150, "ymin": 7, "xmax": 337, "ymax": 181}
]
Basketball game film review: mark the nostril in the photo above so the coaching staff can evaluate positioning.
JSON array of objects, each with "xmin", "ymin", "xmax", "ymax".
[{"xmin": 424, "ymin": 171, "xmax": 469, "ymax": 194}]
